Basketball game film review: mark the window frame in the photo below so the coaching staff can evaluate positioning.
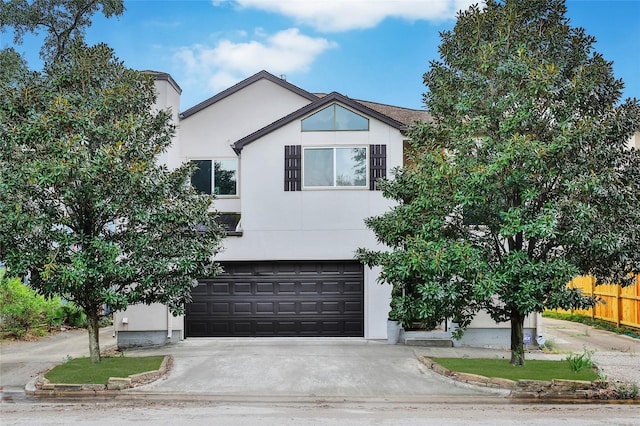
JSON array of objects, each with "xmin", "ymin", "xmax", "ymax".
[
  {"xmin": 301, "ymin": 104, "xmax": 370, "ymax": 132},
  {"xmin": 189, "ymin": 158, "xmax": 239, "ymax": 197},
  {"xmin": 301, "ymin": 146, "xmax": 369, "ymax": 190}
]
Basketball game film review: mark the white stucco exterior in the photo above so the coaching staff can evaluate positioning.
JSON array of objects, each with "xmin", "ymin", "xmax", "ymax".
[{"xmin": 115, "ymin": 70, "xmax": 538, "ymax": 348}]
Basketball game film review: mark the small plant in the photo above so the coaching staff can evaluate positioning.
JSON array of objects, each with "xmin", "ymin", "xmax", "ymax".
[
  {"xmin": 566, "ymin": 347, "xmax": 594, "ymax": 373},
  {"xmin": 597, "ymin": 371, "xmax": 607, "ymax": 387},
  {"xmin": 613, "ymin": 382, "xmax": 639, "ymax": 399},
  {"xmin": 539, "ymin": 336, "xmax": 557, "ymax": 352}
]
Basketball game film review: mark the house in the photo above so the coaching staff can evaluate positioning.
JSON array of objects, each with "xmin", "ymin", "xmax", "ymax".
[{"xmin": 114, "ymin": 70, "xmax": 540, "ymax": 348}]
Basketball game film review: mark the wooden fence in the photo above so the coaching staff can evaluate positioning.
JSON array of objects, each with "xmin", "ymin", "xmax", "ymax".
[{"xmin": 560, "ymin": 275, "xmax": 640, "ymax": 329}]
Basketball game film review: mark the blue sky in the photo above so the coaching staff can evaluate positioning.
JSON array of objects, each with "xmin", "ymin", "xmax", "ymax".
[{"xmin": 3, "ymin": 0, "xmax": 639, "ymax": 112}]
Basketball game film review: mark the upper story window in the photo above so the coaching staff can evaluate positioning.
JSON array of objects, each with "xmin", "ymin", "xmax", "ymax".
[
  {"xmin": 303, "ymin": 147, "xmax": 367, "ymax": 188},
  {"xmin": 301, "ymin": 104, "xmax": 369, "ymax": 131},
  {"xmin": 190, "ymin": 159, "xmax": 238, "ymax": 196}
]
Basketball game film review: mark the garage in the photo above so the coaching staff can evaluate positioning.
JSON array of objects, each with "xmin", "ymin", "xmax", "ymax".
[{"xmin": 185, "ymin": 260, "xmax": 364, "ymax": 337}]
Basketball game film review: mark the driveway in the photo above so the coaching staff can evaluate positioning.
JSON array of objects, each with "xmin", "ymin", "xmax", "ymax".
[
  {"xmin": 2, "ymin": 329, "xmax": 501, "ymax": 400},
  {"xmin": 124, "ymin": 338, "xmax": 502, "ymax": 399}
]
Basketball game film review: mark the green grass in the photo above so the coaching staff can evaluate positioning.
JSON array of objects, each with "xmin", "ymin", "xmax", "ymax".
[
  {"xmin": 432, "ymin": 358, "xmax": 598, "ymax": 382},
  {"xmin": 45, "ymin": 356, "xmax": 165, "ymax": 384}
]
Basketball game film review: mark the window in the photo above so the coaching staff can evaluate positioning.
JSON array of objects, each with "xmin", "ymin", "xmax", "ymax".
[
  {"xmin": 302, "ymin": 104, "xmax": 369, "ymax": 131},
  {"xmin": 190, "ymin": 159, "xmax": 238, "ymax": 196},
  {"xmin": 303, "ymin": 147, "xmax": 367, "ymax": 188}
]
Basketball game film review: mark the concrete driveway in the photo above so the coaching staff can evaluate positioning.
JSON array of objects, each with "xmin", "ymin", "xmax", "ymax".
[
  {"xmin": 123, "ymin": 338, "xmax": 502, "ymax": 399},
  {"xmin": 1, "ymin": 328, "xmax": 501, "ymax": 400}
]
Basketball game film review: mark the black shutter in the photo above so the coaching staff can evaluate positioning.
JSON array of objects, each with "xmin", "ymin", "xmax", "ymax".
[
  {"xmin": 284, "ymin": 145, "xmax": 302, "ymax": 191},
  {"xmin": 369, "ymin": 144, "xmax": 386, "ymax": 190}
]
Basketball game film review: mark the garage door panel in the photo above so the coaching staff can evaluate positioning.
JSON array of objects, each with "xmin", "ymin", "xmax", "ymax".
[
  {"xmin": 256, "ymin": 283, "xmax": 275, "ymax": 293},
  {"xmin": 212, "ymin": 283, "xmax": 230, "ymax": 294},
  {"xmin": 233, "ymin": 302, "xmax": 252, "ymax": 313},
  {"xmin": 186, "ymin": 261, "xmax": 364, "ymax": 337}
]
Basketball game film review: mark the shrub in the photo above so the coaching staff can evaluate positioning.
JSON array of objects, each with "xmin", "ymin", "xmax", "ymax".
[
  {"xmin": 566, "ymin": 347, "xmax": 594, "ymax": 373},
  {"xmin": 0, "ymin": 269, "xmax": 62, "ymax": 338}
]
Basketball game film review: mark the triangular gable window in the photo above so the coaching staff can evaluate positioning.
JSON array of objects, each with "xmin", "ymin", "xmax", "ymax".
[{"xmin": 301, "ymin": 104, "xmax": 369, "ymax": 131}]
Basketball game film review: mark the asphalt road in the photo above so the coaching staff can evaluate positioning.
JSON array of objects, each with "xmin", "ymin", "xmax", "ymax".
[{"xmin": 2, "ymin": 399, "xmax": 640, "ymax": 425}]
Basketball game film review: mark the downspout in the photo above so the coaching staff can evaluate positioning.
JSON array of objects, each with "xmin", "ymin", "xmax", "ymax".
[
  {"xmin": 536, "ymin": 312, "xmax": 543, "ymax": 340},
  {"xmin": 167, "ymin": 306, "xmax": 173, "ymax": 340}
]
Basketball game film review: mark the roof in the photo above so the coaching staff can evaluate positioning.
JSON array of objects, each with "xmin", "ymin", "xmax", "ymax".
[
  {"xmin": 143, "ymin": 70, "xmax": 182, "ymax": 95},
  {"xmin": 232, "ymin": 92, "xmax": 406, "ymax": 153},
  {"xmin": 315, "ymin": 94, "xmax": 430, "ymax": 126},
  {"xmin": 180, "ymin": 70, "xmax": 318, "ymax": 119}
]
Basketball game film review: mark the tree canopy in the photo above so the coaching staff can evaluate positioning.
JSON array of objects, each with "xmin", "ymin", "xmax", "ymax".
[
  {"xmin": 0, "ymin": 42, "xmax": 223, "ymax": 363},
  {"xmin": 0, "ymin": 0, "xmax": 124, "ymax": 64},
  {"xmin": 358, "ymin": 0, "xmax": 640, "ymax": 365}
]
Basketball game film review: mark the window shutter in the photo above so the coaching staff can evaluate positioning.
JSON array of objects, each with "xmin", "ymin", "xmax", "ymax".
[
  {"xmin": 284, "ymin": 145, "xmax": 302, "ymax": 191},
  {"xmin": 369, "ymin": 144, "xmax": 386, "ymax": 190}
]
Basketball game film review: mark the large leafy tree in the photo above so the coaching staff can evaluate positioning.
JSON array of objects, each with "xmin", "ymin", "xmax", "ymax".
[
  {"xmin": 358, "ymin": 0, "xmax": 640, "ymax": 365},
  {"xmin": 0, "ymin": 0, "xmax": 124, "ymax": 64},
  {"xmin": 0, "ymin": 42, "xmax": 223, "ymax": 363}
]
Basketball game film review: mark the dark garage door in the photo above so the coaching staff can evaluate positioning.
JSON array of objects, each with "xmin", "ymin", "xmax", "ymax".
[{"xmin": 185, "ymin": 260, "xmax": 364, "ymax": 337}]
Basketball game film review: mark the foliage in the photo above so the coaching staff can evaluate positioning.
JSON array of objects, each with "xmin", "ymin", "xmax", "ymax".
[
  {"xmin": 0, "ymin": 269, "xmax": 61, "ymax": 338},
  {"xmin": 432, "ymin": 357, "xmax": 597, "ymax": 381},
  {"xmin": 358, "ymin": 0, "xmax": 640, "ymax": 366},
  {"xmin": 54, "ymin": 302, "xmax": 88, "ymax": 328},
  {"xmin": 566, "ymin": 347, "xmax": 594, "ymax": 373},
  {"xmin": 543, "ymin": 311, "xmax": 640, "ymax": 339},
  {"xmin": 0, "ymin": 0, "xmax": 124, "ymax": 64},
  {"xmin": 0, "ymin": 42, "xmax": 224, "ymax": 363},
  {"xmin": 44, "ymin": 355, "xmax": 165, "ymax": 384},
  {"xmin": 613, "ymin": 382, "xmax": 639, "ymax": 400},
  {"xmin": 0, "ymin": 47, "xmax": 29, "ymax": 84}
]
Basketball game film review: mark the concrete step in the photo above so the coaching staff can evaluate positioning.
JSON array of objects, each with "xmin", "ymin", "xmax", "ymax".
[{"xmin": 404, "ymin": 338, "xmax": 454, "ymax": 347}]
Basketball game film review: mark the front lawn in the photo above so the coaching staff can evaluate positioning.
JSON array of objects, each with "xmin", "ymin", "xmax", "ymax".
[
  {"xmin": 432, "ymin": 357, "xmax": 598, "ymax": 382},
  {"xmin": 45, "ymin": 356, "xmax": 165, "ymax": 384}
]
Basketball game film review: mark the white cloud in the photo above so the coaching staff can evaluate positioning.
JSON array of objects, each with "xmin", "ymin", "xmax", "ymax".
[
  {"xmin": 173, "ymin": 28, "xmax": 337, "ymax": 98},
  {"xmin": 215, "ymin": 0, "xmax": 481, "ymax": 32}
]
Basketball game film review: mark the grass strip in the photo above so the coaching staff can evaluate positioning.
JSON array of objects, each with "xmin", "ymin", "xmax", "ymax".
[
  {"xmin": 431, "ymin": 357, "xmax": 597, "ymax": 382},
  {"xmin": 45, "ymin": 356, "xmax": 165, "ymax": 384}
]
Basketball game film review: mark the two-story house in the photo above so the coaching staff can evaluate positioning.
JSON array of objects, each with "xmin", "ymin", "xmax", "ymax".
[{"xmin": 114, "ymin": 70, "xmax": 540, "ymax": 348}]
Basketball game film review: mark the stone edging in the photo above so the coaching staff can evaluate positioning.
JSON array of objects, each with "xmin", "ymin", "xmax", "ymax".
[
  {"xmin": 26, "ymin": 355, "xmax": 172, "ymax": 397},
  {"xmin": 418, "ymin": 356, "xmax": 638, "ymax": 400}
]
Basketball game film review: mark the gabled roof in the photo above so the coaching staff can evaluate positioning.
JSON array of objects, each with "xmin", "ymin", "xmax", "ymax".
[
  {"xmin": 232, "ymin": 92, "xmax": 406, "ymax": 153},
  {"xmin": 314, "ymin": 94, "xmax": 430, "ymax": 126},
  {"xmin": 180, "ymin": 70, "xmax": 318, "ymax": 119}
]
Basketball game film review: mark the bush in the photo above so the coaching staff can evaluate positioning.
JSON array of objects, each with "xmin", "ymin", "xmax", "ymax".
[
  {"xmin": 566, "ymin": 347, "xmax": 594, "ymax": 373},
  {"xmin": 0, "ymin": 269, "xmax": 63, "ymax": 338}
]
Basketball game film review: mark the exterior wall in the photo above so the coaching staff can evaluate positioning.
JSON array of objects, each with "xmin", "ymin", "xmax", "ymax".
[
  {"xmin": 179, "ymin": 79, "xmax": 313, "ymax": 215},
  {"xmin": 457, "ymin": 311, "xmax": 538, "ymax": 349},
  {"xmin": 114, "ymin": 74, "xmax": 184, "ymax": 347},
  {"xmin": 114, "ymin": 303, "xmax": 183, "ymax": 348},
  {"xmin": 628, "ymin": 131, "xmax": 640, "ymax": 150},
  {"xmin": 153, "ymin": 76, "xmax": 182, "ymax": 170},
  {"xmin": 216, "ymin": 104, "xmax": 405, "ymax": 339}
]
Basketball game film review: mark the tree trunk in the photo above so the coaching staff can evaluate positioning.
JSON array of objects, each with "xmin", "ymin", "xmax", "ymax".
[
  {"xmin": 510, "ymin": 311, "xmax": 525, "ymax": 366},
  {"xmin": 86, "ymin": 308, "xmax": 101, "ymax": 364}
]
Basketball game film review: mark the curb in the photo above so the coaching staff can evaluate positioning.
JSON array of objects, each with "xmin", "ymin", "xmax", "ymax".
[
  {"xmin": 418, "ymin": 356, "xmax": 639, "ymax": 401},
  {"xmin": 26, "ymin": 355, "xmax": 172, "ymax": 397}
]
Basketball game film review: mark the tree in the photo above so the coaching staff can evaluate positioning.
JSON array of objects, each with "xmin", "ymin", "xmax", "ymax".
[
  {"xmin": 0, "ymin": 0, "xmax": 124, "ymax": 64},
  {"xmin": 358, "ymin": 0, "xmax": 640, "ymax": 365},
  {"xmin": 0, "ymin": 42, "xmax": 223, "ymax": 363}
]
